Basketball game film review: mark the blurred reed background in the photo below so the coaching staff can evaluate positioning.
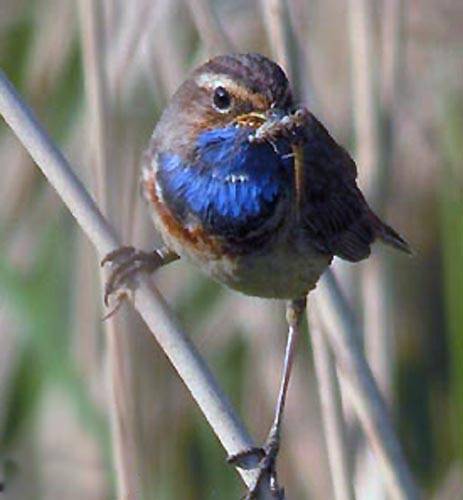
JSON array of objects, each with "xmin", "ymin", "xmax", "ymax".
[{"xmin": 0, "ymin": 0, "xmax": 462, "ymax": 499}]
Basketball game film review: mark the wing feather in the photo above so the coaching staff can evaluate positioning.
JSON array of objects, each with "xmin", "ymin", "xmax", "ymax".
[{"xmin": 299, "ymin": 113, "xmax": 409, "ymax": 262}]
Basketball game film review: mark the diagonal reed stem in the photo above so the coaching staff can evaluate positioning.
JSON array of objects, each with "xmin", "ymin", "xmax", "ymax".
[
  {"xmin": 308, "ymin": 308, "xmax": 355, "ymax": 500},
  {"xmin": 316, "ymin": 270, "xmax": 420, "ymax": 500},
  {"xmin": 0, "ymin": 70, "xmax": 277, "ymax": 498}
]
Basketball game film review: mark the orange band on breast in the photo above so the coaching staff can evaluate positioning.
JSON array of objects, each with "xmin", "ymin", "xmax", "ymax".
[{"xmin": 144, "ymin": 173, "xmax": 224, "ymax": 258}]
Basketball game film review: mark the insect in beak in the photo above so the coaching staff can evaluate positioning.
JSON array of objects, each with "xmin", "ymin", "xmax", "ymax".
[
  {"xmin": 242, "ymin": 107, "xmax": 307, "ymax": 215},
  {"xmin": 235, "ymin": 107, "xmax": 309, "ymax": 216},
  {"xmin": 247, "ymin": 106, "xmax": 309, "ymax": 145},
  {"xmin": 264, "ymin": 107, "xmax": 288, "ymax": 122}
]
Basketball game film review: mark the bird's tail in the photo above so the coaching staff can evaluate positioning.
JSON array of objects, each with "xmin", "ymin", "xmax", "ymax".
[{"xmin": 369, "ymin": 210, "xmax": 412, "ymax": 255}]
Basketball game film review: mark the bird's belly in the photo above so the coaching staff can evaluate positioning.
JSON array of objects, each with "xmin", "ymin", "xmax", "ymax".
[
  {"xmin": 229, "ymin": 249, "xmax": 329, "ymax": 299},
  {"xmin": 187, "ymin": 238, "xmax": 332, "ymax": 299}
]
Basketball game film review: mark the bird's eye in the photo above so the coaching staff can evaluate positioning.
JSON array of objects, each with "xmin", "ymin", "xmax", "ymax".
[{"xmin": 213, "ymin": 86, "xmax": 232, "ymax": 111}]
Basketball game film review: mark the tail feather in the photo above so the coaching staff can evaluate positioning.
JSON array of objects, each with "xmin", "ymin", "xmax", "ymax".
[{"xmin": 370, "ymin": 211, "xmax": 412, "ymax": 255}]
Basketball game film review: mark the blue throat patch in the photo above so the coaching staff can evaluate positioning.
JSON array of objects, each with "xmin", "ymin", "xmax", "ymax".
[{"xmin": 157, "ymin": 125, "xmax": 293, "ymax": 239}]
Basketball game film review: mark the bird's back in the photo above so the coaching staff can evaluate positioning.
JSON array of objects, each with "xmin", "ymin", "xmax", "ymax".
[{"xmin": 296, "ymin": 112, "xmax": 410, "ymax": 262}]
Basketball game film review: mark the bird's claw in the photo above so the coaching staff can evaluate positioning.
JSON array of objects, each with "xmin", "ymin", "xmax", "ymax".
[{"xmin": 100, "ymin": 246, "xmax": 164, "ymax": 310}]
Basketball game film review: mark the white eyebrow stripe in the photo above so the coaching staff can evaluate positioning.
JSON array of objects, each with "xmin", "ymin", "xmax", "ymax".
[
  {"xmin": 195, "ymin": 72, "xmax": 267, "ymax": 105},
  {"xmin": 195, "ymin": 73, "xmax": 238, "ymax": 90}
]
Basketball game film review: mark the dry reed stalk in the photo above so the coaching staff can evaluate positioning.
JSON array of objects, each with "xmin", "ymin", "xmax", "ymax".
[
  {"xmin": 185, "ymin": 0, "xmax": 233, "ymax": 55},
  {"xmin": 26, "ymin": 0, "xmax": 74, "ymax": 92},
  {"xmin": 78, "ymin": 0, "xmax": 110, "ymax": 205},
  {"xmin": 70, "ymin": 235, "xmax": 101, "ymax": 380},
  {"xmin": 381, "ymin": 0, "xmax": 403, "ymax": 132},
  {"xmin": 349, "ymin": 1, "xmax": 407, "ymax": 496},
  {"xmin": 259, "ymin": 0, "xmax": 292, "ymax": 76},
  {"xmin": 316, "ymin": 270, "xmax": 420, "ymax": 500},
  {"xmin": 78, "ymin": 1, "xmax": 140, "ymax": 497},
  {"xmin": 106, "ymin": 0, "xmax": 156, "ymax": 96},
  {"xmin": 147, "ymin": 0, "xmax": 185, "ymax": 97},
  {"xmin": 308, "ymin": 308, "xmax": 355, "ymax": 500},
  {"xmin": 0, "ymin": 138, "xmax": 37, "ymax": 229},
  {"xmin": 0, "ymin": 69, "xmax": 275, "ymax": 498},
  {"xmin": 347, "ymin": 0, "xmax": 380, "ymax": 194}
]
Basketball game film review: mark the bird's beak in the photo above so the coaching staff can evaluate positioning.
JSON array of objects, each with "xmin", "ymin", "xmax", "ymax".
[
  {"xmin": 246, "ymin": 106, "xmax": 309, "ymax": 144},
  {"xmin": 233, "ymin": 108, "xmax": 291, "ymax": 129},
  {"xmin": 233, "ymin": 111, "xmax": 268, "ymax": 129}
]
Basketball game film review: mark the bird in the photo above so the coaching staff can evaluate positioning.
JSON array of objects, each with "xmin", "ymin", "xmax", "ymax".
[{"xmin": 102, "ymin": 52, "xmax": 410, "ymax": 498}]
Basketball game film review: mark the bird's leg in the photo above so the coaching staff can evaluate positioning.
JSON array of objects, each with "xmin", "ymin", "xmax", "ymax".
[
  {"xmin": 266, "ymin": 297, "xmax": 307, "ymax": 457},
  {"xmin": 101, "ymin": 246, "xmax": 179, "ymax": 312},
  {"xmin": 228, "ymin": 297, "xmax": 307, "ymax": 499}
]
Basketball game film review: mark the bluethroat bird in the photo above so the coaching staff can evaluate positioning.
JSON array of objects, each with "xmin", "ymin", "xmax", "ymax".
[{"xmin": 102, "ymin": 53, "xmax": 410, "ymax": 498}]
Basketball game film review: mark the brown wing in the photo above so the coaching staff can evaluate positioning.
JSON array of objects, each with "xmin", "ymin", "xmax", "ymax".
[{"xmin": 299, "ymin": 113, "xmax": 410, "ymax": 262}]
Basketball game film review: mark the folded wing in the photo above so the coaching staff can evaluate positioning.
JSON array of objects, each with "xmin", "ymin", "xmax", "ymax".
[{"xmin": 299, "ymin": 113, "xmax": 410, "ymax": 262}]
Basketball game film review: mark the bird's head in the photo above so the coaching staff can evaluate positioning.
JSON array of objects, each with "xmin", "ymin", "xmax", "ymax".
[
  {"xmin": 189, "ymin": 53, "xmax": 293, "ymax": 129},
  {"xmin": 153, "ymin": 53, "xmax": 304, "ymax": 153},
  {"xmin": 147, "ymin": 54, "xmax": 308, "ymax": 243}
]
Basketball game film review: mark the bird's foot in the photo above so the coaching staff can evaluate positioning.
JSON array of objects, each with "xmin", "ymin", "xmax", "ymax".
[
  {"xmin": 100, "ymin": 246, "xmax": 167, "ymax": 316},
  {"xmin": 228, "ymin": 432, "xmax": 284, "ymax": 499}
]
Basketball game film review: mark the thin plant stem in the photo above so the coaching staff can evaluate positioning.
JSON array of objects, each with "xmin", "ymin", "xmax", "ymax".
[
  {"xmin": 348, "ymin": 0, "xmax": 380, "ymax": 197},
  {"xmin": 78, "ymin": 0, "xmax": 110, "ymax": 207},
  {"xmin": 380, "ymin": 0, "xmax": 403, "ymax": 151},
  {"xmin": 308, "ymin": 308, "xmax": 355, "ymax": 500},
  {"xmin": 349, "ymin": 0, "xmax": 402, "ymax": 498},
  {"xmin": 259, "ymin": 0, "xmax": 291, "ymax": 75},
  {"xmin": 348, "ymin": 0, "xmax": 395, "ymax": 403},
  {"xmin": 0, "ymin": 70, "xmax": 277, "ymax": 498},
  {"xmin": 185, "ymin": 0, "xmax": 233, "ymax": 55},
  {"xmin": 348, "ymin": 1, "xmax": 393, "ymax": 496},
  {"xmin": 106, "ymin": 0, "xmax": 155, "ymax": 96},
  {"xmin": 78, "ymin": 1, "xmax": 140, "ymax": 498},
  {"xmin": 315, "ymin": 270, "xmax": 420, "ymax": 500}
]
